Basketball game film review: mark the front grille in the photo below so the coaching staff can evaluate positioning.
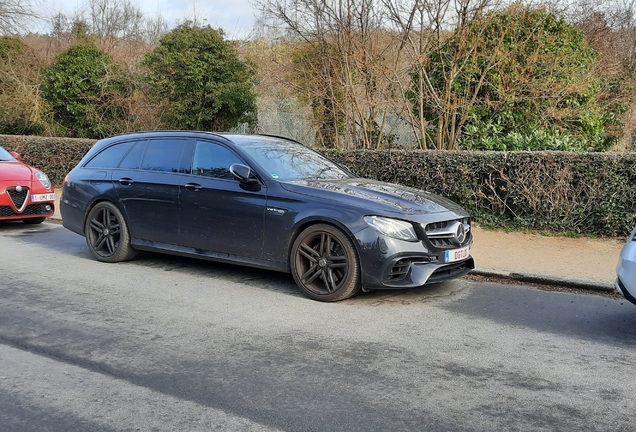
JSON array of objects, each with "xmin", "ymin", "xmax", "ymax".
[
  {"xmin": 0, "ymin": 204, "xmax": 52, "ymax": 217},
  {"xmin": 428, "ymin": 237, "xmax": 454, "ymax": 248},
  {"xmin": 424, "ymin": 217, "xmax": 471, "ymax": 249},
  {"xmin": 7, "ymin": 186, "xmax": 29, "ymax": 211},
  {"xmin": 426, "ymin": 221, "xmax": 449, "ymax": 231},
  {"xmin": 0, "ymin": 206, "xmax": 14, "ymax": 217}
]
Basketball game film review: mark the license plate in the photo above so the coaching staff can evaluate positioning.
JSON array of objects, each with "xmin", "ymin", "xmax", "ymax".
[
  {"xmin": 444, "ymin": 246, "xmax": 470, "ymax": 263},
  {"xmin": 31, "ymin": 193, "xmax": 56, "ymax": 202}
]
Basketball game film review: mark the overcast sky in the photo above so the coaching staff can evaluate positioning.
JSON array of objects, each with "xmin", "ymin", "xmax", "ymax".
[{"xmin": 38, "ymin": 0, "xmax": 258, "ymax": 38}]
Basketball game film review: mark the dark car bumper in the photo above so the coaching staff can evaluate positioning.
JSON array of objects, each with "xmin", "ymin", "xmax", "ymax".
[
  {"xmin": 60, "ymin": 193, "xmax": 86, "ymax": 236},
  {"xmin": 354, "ymin": 227, "xmax": 474, "ymax": 291}
]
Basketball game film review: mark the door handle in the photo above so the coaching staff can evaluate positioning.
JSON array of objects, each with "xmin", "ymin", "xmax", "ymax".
[
  {"xmin": 184, "ymin": 183, "xmax": 202, "ymax": 191},
  {"xmin": 119, "ymin": 177, "xmax": 133, "ymax": 186}
]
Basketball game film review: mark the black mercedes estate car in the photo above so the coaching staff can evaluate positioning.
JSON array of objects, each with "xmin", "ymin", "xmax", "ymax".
[{"xmin": 61, "ymin": 131, "xmax": 474, "ymax": 301}]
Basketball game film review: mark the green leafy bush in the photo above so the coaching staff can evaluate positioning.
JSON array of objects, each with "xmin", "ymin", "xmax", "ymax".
[
  {"xmin": 410, "ymin": 5, "xmax": 617, "ymax": 151},
  {"xmin": 41, "ymin": 42, "xmax": 133, "ymax": 139},
  {"xmin": 460, "ymin": 124, "xmax": 585, "ymax": 151},
  {"xmin": 142, "ymin": 24, "xmax": 257, "ymax": 131}
]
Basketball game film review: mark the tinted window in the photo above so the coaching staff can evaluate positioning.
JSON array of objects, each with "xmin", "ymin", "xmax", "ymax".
[
  {"xmin": 192, "ymin": 141, "xmax": 243, "ymax": 180},
  {"xmin": 0, "ymin": 146, "xmax": 16, "ymax": 161},
  {"xmin": 141, "ymin": 139, "xmax": 188, "ymax": 173},
  {"xmin": 85, "ymin": 142, "xmax": 135, "ymax": 168},
  {"xmin": 118, "ymin": 140, "xmax": 146, "ymax": 169},
  {"xmin": 235, "ymin": 138, "xmax": 350, "ymax": 180}
]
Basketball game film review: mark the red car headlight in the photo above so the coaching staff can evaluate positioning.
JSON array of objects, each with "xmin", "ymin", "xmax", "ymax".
[{"xmin": 35, "ymin": 171, "xmax": 52, "ymax": 189}]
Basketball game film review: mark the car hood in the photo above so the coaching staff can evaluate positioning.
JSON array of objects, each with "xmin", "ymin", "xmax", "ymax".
[
  {"xmin": 281, "ymin": 178, "xmax": 468, "ymax": 216},
  {"xmin": 0, "ymin": 160, "xmax": 35, "ymax": 182}
]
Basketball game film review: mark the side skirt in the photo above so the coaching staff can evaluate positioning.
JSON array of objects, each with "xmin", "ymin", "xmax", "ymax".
[{"xmin": 131, "ymin": 238, "xmax": 289, "ymax": 273}]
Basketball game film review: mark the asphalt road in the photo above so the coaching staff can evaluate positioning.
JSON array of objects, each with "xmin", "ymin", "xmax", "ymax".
[{"xmin": 1, "ymin": 221, "xmax": 635, "ymax": 431}]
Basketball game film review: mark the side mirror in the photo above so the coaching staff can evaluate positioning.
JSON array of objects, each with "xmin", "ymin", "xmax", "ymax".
[
  {"xmin": 230, "ymin": 163, "xmax": 259, "ymax": 185},
  {"xmin": 10, "ymin": 151, "xmax": 21, "ymax": 160}
]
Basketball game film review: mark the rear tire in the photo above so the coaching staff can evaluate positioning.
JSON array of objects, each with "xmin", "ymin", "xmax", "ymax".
[
  {"xmin": 84, "ymin": 201, "xmax": 137, "ymax": 263},
  {"xmin": 291, "ymin": 224, "xmax": 360, "ymax": 301}
]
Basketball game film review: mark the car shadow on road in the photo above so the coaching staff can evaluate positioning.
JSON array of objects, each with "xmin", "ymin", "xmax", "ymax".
[
  {"xmin": 443, "ymin": 280, "xmax": 636, "ymax": 347},
  {"xmin": 131, "ymin": 250, "xmax": 305, "ymax": 298},
  {"xmin": 0, "ymin": 220, "xmax": 59, "ymax": 231},
  {"xmin": 2, "ymin": 221, "xmax": 475, "ymax": 304},
  {"xmin": 10, "ymin": 219, "xmax": 631, "ymax": 346},
  {"xmin": 0, "ymin": 220, "xmax": 94, "ymax": 258},
  {"xmin": 131, "ymin": 249, "xmax": 472, "ymax": 304}
]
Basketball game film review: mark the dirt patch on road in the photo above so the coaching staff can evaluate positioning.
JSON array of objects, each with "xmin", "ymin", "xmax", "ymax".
[{"xmin": 464, "ymin": 274, "xmax": 622, "ymax": 300}]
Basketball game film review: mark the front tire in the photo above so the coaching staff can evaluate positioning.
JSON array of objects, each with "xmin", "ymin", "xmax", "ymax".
[
  {"xmin": 291, "ymin": 224, "xmax": 360, "ymax": 301},
  {"xmin": 84, "ymin": 201, "xmax": 137, "ymax": 263}
]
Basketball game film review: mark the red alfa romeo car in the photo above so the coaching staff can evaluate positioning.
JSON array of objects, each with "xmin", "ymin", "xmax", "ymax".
[{"xmin": 0, "ymin": 145, "xmax": 55, "ymax": 224}]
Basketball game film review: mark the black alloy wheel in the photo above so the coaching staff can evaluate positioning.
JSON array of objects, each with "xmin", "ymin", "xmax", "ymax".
[
  {"xmin": 291, "ymin": 224, "xmax": 360, "ymax": 301},
  {"xmin": 84, "ymin": 201, "xmax": 137, "ymax": 263}
]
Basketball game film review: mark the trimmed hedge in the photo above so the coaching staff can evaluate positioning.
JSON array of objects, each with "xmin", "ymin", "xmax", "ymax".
[
  {"xmin": 325, "ymin": 150, "xmax": 636, "ymax": 237},
  {"xmin": 1, "ymin": 135, "xmax": 634, "ymax": 236},
  {"xmin": 0, "ymin": 135, "xmax": 95, "ymax": 185}
]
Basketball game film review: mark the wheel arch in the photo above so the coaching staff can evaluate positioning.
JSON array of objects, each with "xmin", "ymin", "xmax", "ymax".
[
  {"xmin": 83, "ymin": 197, "xmax": 130, "ymax": 231},
  {"xmin": 287, "ymin": 216, "xmax": 362, "ymax": 266}
]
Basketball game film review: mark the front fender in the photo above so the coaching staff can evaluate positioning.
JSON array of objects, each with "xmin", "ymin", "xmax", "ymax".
[{"xmin": 261, "ymin": 198, "xmax": 367, "ymax": 267}]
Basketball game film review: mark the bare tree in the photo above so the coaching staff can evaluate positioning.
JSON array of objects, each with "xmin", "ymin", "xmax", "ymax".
[
  {"xmin": 0, "ymin": 0, "xmax": 38, "ymax": 34},
  {"xmin": 144, "ymin": 13, "xmax": 169, "ymax": 44},
  {"xmin": 89, "ymin": 0, "xmax": 144, "ymax": 40},
  {"xmin": 256, "ymin": 0, "xmax": 409, "ymax": 149},
  {"xmin": 255, "ymin": 0, "xmax": 504, "ymax": 149},
  {"xmin": 380, "ymin": 0, "xmax": 502, "ymax": 149}
]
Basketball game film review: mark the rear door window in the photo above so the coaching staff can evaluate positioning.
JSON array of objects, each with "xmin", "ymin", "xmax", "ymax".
[
  {"xmin": 118, "ymin": 140, "xmax": 147, "ymax": 169},
  {"xmin": 141, "ymin": 139, "xmax": 190, "ymax": 173}
]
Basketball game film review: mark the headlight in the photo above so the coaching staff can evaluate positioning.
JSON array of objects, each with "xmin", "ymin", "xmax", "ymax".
[
  {"xmin": 364, "ymin": 216, "xmax": 418, "ymax": 242},
  {"xmin": 35, "ymin": 171, "xmax": 51, "ymax": 189}
]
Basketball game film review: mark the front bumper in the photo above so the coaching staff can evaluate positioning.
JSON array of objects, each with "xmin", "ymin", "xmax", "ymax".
[
  {"xmin": 0, "ymin": 184, "xmax": 55, "ymax": 221},
  {"xmin": 355, "ymin": 226, "xmax": 474, "ymax": 291},
  {"xmin": 0, "ymin": 203, "xmax": 54, "ymax": 220}
]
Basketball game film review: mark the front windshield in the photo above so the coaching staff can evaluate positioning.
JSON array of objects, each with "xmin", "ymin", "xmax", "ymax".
[
  {"xmin": 0, "ymin": 146, "xmax": 16, "ymax": 161},
  {"xmin": 236, "ymin": 137, "xmax": 351, "ymax": 181}
]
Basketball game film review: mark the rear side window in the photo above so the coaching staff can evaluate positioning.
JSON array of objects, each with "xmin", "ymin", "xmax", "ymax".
[
  {"xmin": 141, "ymin": 139, "xmax": 189, "ymax": 173},
  {"xmin": 85, "ymin": 142, "xmax": 135, "ymax": 168}
]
